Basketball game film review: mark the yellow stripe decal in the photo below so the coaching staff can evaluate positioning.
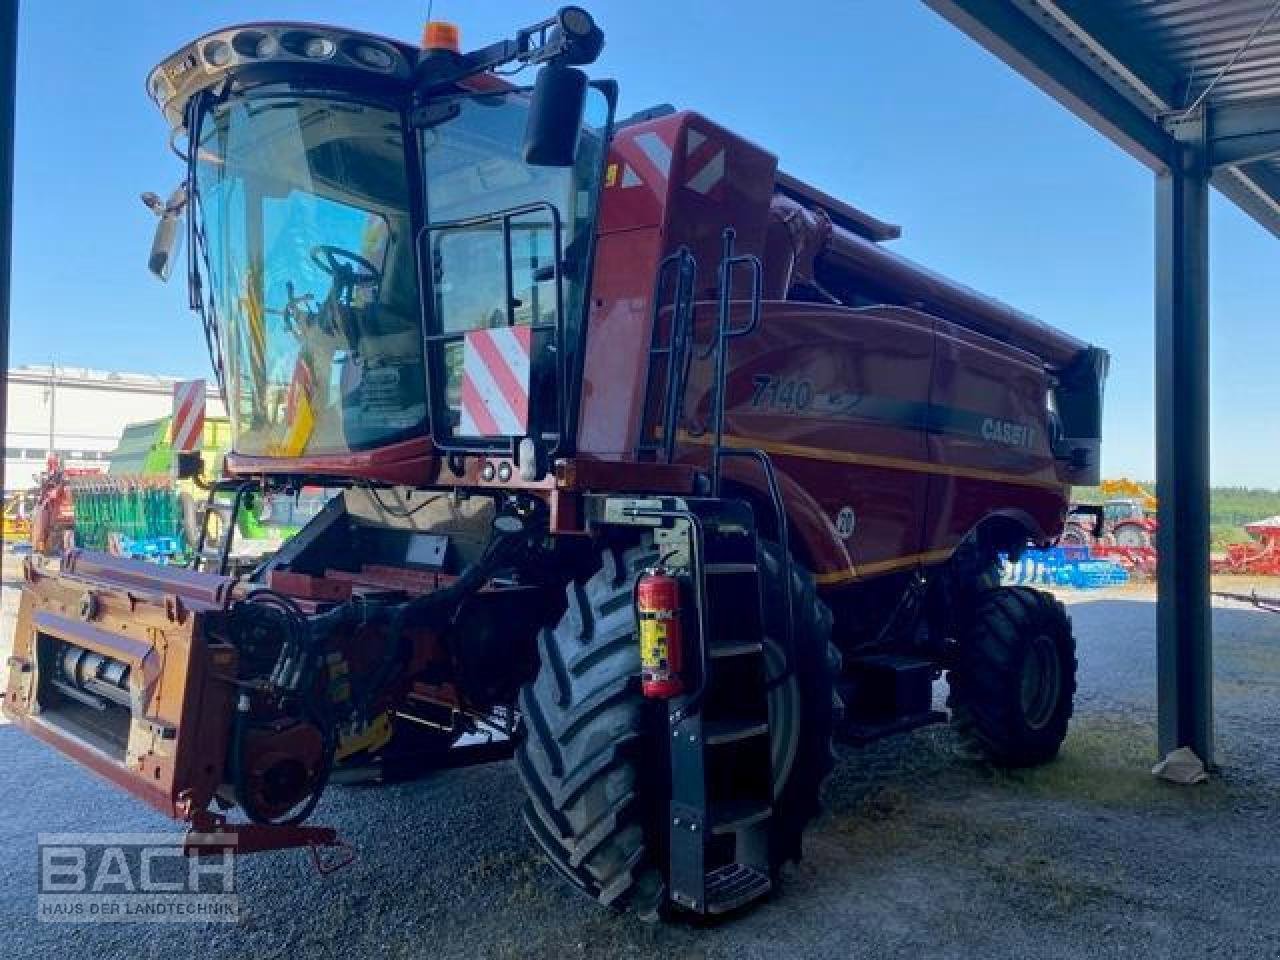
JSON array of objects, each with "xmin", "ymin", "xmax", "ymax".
[
  {"xmin": 813, "ymin": 549, "xmax": 955, "ymax": 585},
  {"xmin": 673, "ymin": 432, "xmax": 1058, "ymax": 585},
  {"xmin": 685, "ymin": 432, "xmax": 1063, "ymax": 491}
]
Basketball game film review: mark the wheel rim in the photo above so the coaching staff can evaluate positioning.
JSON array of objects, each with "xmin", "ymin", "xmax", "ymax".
[
  {"xmin": 763, "ymin": 639, "xmax": 800, "ymax": 800},
  {"xmin": 1060, "ymin": 525, "xmax": 1088, "ymax": 546},
  {"xmin": 1113, "ymin": 524, "xmax": 1151, "ymax": 548},
  {"xmin": 1020, "ymin": 633, "xmax": 1062, "ymax": 731}
]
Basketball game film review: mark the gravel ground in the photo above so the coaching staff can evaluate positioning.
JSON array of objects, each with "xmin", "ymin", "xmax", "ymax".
[{"xmin": 1, "ymin": 568, "xmax": 1278, "ymax": 958}]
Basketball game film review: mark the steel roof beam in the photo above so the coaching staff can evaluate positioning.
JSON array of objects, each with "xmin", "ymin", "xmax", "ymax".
[
  {"xmin": 923, "ymin": 0, "xmax": 1177, "ymax": 171},
  {"xmin": 1211, "ymin": 166, "xmax": 1280, "ymax": 237},
  {"xmin": 925, "ymin": 0, "xmax": 1280, "ymax": 239},
  {"xmin": 1207, "ymin": 97, "xmax": 1280, "ymax": 167},
  {"xmin": 1030, "ymin": 0, "xmax": 1187, "ymax": 111}
]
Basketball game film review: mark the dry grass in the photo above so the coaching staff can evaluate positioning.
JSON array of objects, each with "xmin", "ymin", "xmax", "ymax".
[{"xmin": 988, "ymin": 714, "xmax": 1234, "ymax": 810}]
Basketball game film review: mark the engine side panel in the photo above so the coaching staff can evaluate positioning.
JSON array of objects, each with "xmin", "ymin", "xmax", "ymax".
[
  {"xmin": 925, "ymin": 319, "xmax": 1065, "ymax": 550},
  {"xmin": 677, "ymin": 301, "xmax": 937, "ymax": 583}
]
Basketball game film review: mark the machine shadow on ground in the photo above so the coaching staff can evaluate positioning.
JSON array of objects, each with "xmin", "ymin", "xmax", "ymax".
[{"xmin": 1, "ymin": 597, "xmax": 1276, "ymax": 958}]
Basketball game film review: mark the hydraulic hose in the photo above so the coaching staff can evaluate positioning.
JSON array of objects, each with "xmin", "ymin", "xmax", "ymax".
[
  {"xmin": 227, "ymin": 522, "xmax": 529, "ymax": 826},
  {"xmin": 229, "ymin": 690, "xmax": 335, "ymax": 827},
  {"xmin": 342, "ymin": 525, "xmax": 527, "ymax": 719}
]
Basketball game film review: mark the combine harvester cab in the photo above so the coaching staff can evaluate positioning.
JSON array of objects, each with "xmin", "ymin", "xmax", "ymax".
[{"xmin": 6, "ymin": 7, "xmax": 1110, "ymax": 919}]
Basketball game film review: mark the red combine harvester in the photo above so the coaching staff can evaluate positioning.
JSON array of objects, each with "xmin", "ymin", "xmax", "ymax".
[{"xmin": 4, "ymin": 10, "xmax": 1108, "ymax": 918}]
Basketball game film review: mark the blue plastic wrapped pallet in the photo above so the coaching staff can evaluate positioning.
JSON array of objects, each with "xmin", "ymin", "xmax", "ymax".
[{"xmin": 1002, "ymin": 547, "xmax": 1129, "ymax": 589}]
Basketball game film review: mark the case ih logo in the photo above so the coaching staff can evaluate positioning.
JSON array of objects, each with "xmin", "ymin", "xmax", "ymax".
[
  {"xmin": 37, "ymin": 833, "xmax": 238, "ymax": 924},
  {"xmin": 981, "ymin": 417, "xmax": 1038, "ymax": 450}
]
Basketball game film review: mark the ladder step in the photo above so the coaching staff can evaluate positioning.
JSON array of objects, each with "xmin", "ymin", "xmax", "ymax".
[
  {"xmin": 709, "ymin": 641, "xmax": 763, "ymax": 660},
  {"xmin": 705, "ymin": 863, "xmax": 772, "ymax": 914},
  {"xmin": 704, "ymin": 719, "xmax": 769, "ymax": 745},
  {"xmin": 704, "ymin": 562, "xmax": 759, "ymax": 575},
  {"xmin": 709, "ymin": 799, "xmax": 772, "ymax": 835}
]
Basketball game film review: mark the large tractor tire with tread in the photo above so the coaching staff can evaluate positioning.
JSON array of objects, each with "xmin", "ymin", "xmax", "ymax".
[
  {"xmin": 516, "ymin": 539, "xmax": 839, "ymax": 917},
  {"xmin": 516, "ymin": 542, "xmax": 666, "ymax": 916},
  {"xmin": 947, "ymin": 586, "xmax": 1076, "ymax": 768}
]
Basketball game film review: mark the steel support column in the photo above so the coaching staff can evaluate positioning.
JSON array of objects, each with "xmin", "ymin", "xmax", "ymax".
[
  {"xmin": 1154, "ymin": 144, "xmax": 1213, "ymax": 765},
  {"xmin": 0, "ymin": 1, "xmax": 15, "ymax": 523}
]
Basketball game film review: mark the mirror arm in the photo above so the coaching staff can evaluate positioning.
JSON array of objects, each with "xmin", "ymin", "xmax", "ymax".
[
  {"xmin": 415, "ymin": 39, "xmax": 518, "ymax": 93},
  {"xmin": 414, "ymin": 7, "xmax": 603, "ymax": 94}
]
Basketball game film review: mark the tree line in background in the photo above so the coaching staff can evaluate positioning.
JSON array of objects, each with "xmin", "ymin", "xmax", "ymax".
[{"xmin": 1072, "ymin": 483, "xmax": 1280, "ymax": 550}]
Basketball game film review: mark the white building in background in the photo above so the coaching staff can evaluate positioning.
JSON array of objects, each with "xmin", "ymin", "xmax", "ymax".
[{"xmin": 4, "ymin": 365, "xmax": 225, "ymax": 491}]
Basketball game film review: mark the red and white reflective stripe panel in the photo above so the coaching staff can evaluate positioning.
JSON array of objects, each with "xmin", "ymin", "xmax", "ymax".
[
  {"xmin": 171, "ymin": 378, "xmax": 206, "ymax": 453},
  {"xmin": 684, "ymin": 129, "xmax": 725, "ymax": 195},
  {"xmin": 459, "ymin": 327, "xmax": 532, "ymax": 437}
]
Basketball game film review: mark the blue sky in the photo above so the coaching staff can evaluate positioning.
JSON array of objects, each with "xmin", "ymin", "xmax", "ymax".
[{"xmin": 11, "ymin": 1, "xmax": 1280, "ymax": 486}]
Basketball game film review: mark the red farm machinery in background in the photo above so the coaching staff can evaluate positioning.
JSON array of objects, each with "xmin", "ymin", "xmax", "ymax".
[
  {"xmin": 1059, "ymin": 477, "xmax": 1158, "ymax": 578},
  {"xmin": 1213, "ymin": 516, "xmax": 1280, "ymax": 577}
]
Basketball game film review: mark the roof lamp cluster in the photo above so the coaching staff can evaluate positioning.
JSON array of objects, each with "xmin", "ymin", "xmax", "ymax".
[{"xmin": 147, "ymin": 24, "xmax": 416, "ymax": 128}]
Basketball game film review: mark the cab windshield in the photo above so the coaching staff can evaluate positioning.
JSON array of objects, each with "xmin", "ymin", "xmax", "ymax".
[{"xmin": 193, "ymin": 94, "xmax": 424, "ymax": 457}]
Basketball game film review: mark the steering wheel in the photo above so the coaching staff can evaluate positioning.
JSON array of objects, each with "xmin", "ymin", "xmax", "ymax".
[{"xmin": 310, "ymin": 245, "xmax": 381, "ymax": 288}]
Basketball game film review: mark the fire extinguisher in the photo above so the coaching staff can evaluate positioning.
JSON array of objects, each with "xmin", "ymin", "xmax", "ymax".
[{"xmin": 636, "ymin": 567, "xmax": 685, "ymax": 699}]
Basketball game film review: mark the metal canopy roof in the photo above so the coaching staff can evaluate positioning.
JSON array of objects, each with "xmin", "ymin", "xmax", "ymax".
[{"xmin": 924, "ymin": 0, "xmax": 1280, "ymax": 238}]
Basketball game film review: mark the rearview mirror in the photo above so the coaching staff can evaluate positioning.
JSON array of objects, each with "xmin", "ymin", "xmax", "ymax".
[
  {"xmin": 143, "ymin": 185, "xmax": 187, "ymax": 282},
  {"xmin": 523, "ymin": 64, "xmax": 587, "ymax": 167}
]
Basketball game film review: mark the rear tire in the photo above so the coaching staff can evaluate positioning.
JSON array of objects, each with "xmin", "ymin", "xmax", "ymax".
[{"xmin": 947, "ymin": 587, "xmax": 1076, "ymax": 767}]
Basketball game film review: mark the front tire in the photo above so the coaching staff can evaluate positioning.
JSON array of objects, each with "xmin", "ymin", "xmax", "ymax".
[
  {"xmin": 947, "ymin": 587, "xmax": 1076, "ymax": 767},
  {"xmin": 516, "ymin": 539, "xmax": 839, "ymax": 917},
  {"xmin": 516, "ymin": 543, "xmax": 666, "ymax": 914}
]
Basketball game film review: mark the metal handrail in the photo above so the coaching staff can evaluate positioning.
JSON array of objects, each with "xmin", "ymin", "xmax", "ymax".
[
  {"xmin": 192, "ymin": 479, "xmax": 253, "ymax": 576},
  {"xmin": 709, "ymin": 227, "xmax": 794, "ymax": 681},
  {"xmin": 637, "ymin": 246, "xmax": 697, "ymax": 461},
  {"xmin": 710, "ymin": 228, "xmax": 763, "ymax": 495}
]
